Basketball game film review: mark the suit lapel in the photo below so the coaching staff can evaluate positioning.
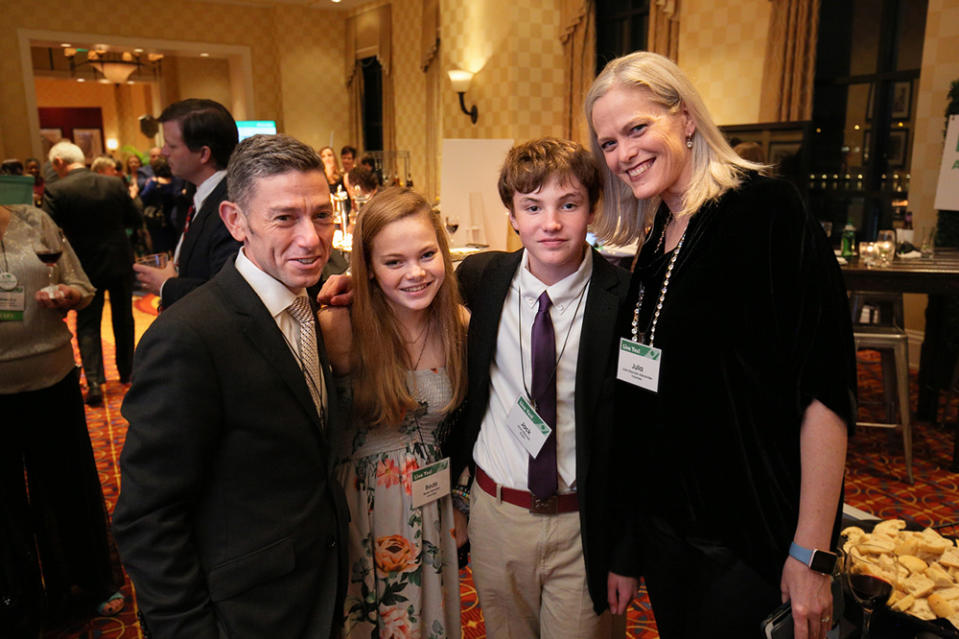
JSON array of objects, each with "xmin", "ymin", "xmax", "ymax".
[
  {"xmin": 469, "ymin": 251, "xmax": 523, "ymax": 390},
  {"xmin": 574, "ymin": 251, "xmax": 626, "ymax": 481},
  {"xmin": 213, "ymin": 262, "xmax": 328, "ymax": 439},
  {"xmin": 180, "ymin": 178, "xmax": 227, "ymax": 271}
]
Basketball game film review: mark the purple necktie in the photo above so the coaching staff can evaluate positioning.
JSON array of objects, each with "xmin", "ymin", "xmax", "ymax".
[{"xmin": 528, "ymin": 291, "xmax": 557, "ymax": 499}]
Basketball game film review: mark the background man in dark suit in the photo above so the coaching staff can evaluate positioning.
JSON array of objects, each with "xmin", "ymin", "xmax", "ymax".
[
  {"xmin": 113, "ymin": 134, "xmax": 349, "ymax": 639},
  {"xmin": 446, "ymin": 138, "xmax": 638, "ymax": 638},
  {"xmin": 133, "ymin": 99, "xmax": 240, "ymax": 309},
  {"xmin": 44, "ymin": 141, "xmax": 140, "ymax": 405}
]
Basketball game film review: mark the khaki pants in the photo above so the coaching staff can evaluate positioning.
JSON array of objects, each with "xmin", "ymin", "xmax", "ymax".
[{"xmin": 469, "ymin": 482, "xmax": 612, "ymax": 639}]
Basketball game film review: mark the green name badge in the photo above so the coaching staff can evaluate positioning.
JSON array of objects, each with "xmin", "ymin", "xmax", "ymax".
[
  {"xmin": 0, "ymin": 286, "xmax": 25, "ymax": 321},
  {"xmin": 505, "ymin": 396, "xmax": 552, "ymax": 457},
  {"xmin": 411, "ymin": 457, "xmax": 451, "ymax": 509},
  {"xmin": 616, "ymin": 337, "xmax": 661, "ymax": 393}
]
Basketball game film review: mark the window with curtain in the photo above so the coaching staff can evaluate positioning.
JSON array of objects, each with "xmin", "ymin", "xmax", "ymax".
[{"xmin": 594, "ymin": 0, "xmax": 650, "ymax": 74}]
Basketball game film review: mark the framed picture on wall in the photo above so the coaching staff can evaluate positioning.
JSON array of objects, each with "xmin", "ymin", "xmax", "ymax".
[
  {"xmin": 887, "ymin": 129, "xmax": 909, "ymax": 167},
  {"xmin": 73, "ymin": 128, "xmax": 104, "ymax": 162},
  {"xmin": 891, "ymin": 81, "xmax": 911, "ymax": 120},
  {"xmin": 768, "ymin": 141, "xmax": 801, "ymax": 168},
  {"xmin": 40, "ymin": 128, "xmax": 62, "ymax": 158}
]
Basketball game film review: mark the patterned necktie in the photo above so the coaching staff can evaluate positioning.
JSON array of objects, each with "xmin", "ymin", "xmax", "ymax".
[
  {"xmin": 182, "ymin": 204, "xmax": 196, "ymax": 234},
  {"xmin": 528, "ymin": 291, "xmax": 557, "ymax": 499},
  {"xmin": 287, "ymin": 296, "xmax": 326, "ymax": 427}
]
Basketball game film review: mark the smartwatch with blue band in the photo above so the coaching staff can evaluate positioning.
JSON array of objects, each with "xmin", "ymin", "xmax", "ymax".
[{"xmin": 789, "ymin": 541, "xmax": 838, "ymax": 574}]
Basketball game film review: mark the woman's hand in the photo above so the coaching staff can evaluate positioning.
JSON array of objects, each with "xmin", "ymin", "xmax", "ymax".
[
  {"xmin": 35, "ymin": 284, "xmax": 83, "ymax": 310},
  {"xmin": 607, "ymin": 571, "xmax": 638, "ymax": 615},
  {"xmin": 781, "ymin": 557, "xmax": 834, "ymax": 639}
]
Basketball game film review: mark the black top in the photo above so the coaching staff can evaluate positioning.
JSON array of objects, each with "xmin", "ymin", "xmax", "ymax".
[{"xmin": 617, "ymin": 173, "xmax": 857, "ymax": 587}]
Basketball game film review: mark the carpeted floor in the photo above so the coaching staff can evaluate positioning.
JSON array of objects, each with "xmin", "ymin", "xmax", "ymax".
[{"xmin": 41, "ymin": 297, "xmax": 959, "ymax": 638}]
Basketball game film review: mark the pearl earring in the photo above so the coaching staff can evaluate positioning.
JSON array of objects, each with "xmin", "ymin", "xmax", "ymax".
[{"xmin": 686, "ymin": 135, "xmax": 694, "ymax": 149}]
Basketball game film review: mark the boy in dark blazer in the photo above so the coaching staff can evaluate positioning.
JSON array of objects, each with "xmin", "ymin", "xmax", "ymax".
[{"xmin": 447, "ymin": 137, "xmax": 638, "ymax": 638}]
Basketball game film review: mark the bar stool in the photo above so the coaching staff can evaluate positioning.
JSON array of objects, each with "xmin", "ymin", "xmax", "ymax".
[
  {"xmin": 853, "ymin": 325, "xmax": 913, "ymax": 484},
  {"xmin": 850, "ymin": 291, "xmax": 905, "ymax": 329}
]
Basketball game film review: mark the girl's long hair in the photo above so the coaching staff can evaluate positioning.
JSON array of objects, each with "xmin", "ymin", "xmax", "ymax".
[{"xmin": 350, "ymin": 187, "xmax": 467, "ymax": 427}]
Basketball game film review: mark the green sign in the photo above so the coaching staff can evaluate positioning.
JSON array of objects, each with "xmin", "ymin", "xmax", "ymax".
[
  {"xmin": 412, "ymin": 459, "xmax": 448, "ymax": 482},
  {"xmin": 620, "ymin": 338, "xmax": 660, "ymax": 360}
]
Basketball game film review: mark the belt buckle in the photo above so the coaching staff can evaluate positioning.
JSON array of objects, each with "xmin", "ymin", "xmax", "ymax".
[{"xmin": 529, "ymin": 495, "xmax": 558, "ymax": 515}]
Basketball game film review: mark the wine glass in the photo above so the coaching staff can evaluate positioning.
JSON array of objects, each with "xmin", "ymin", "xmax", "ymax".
[
  {"xmin": 445, "ymin": 215, "xmax": 460, "ymax": 237},
  {"xmin": 876, "ymin": 229, "xmax": 896, "ymax": 267},
  {"xmin": 33, "ymin": 226, "xmax": 65, "ymax": 296},
  {"xmin": 843, "ymin": 541, "xmax": 899, "ymax": 639}
]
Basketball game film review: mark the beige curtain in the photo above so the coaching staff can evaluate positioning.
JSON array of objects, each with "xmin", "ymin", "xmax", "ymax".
[
  {"xmin": 421, "ymin": 0, "xmax": 439, "ymax": 72},
  {"xmin": 648, "ymin": 0, "xmax": 680, "ymax": 61},
  {"xmin": 348, "ymin": 64, "xmax": 364, "ymax": 152},
  {"xmin": 560, "ymin": 0, "xmax": 596, "ymax": 145},
  {"xmin": 421, "ymin": 0, "xmax": 441, "ymax": 200},
  {"xmin": 759, "ymin": 0, "xmax": 819, "ymax": 122}
]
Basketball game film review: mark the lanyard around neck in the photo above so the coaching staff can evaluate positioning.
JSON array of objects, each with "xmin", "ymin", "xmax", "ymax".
[{"xmin": 630, "ymin": 220, "xmax": 688, "ymax": 347}]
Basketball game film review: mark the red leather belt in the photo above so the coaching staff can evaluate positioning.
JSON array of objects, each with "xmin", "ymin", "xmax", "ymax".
[{"xmin": 476, "ymin": 467, "xmax": 578, "ymax": 515}]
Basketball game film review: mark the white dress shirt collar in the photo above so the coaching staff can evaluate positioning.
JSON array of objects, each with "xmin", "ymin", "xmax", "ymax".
[
  {"xmin": 516, "ymin": 245, "xmax": 593, "ymax": 312},
  {"xmin": 193, "ymin": 170, "xmax": 227, "ymax": 215},
  {"xmin": 234, "ymin": 246, "xmax": 305, "ymax": 321}
]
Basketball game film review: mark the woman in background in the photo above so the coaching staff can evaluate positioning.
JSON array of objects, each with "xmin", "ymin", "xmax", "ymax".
[
  {"xmin": 320, "ymin": 187, "xmax": 467, "ymax": 639},
  {"xmin": 124, "ymin": 154, "xmax": 143, "ymax": 199},
  {"xmin": 139, "ymin": 157, "xmax": 179, "ymax": 254},
  {"xmin": 319, "ymin": 145, "xmax": 345, "ymax": 195},
  {"xmin": 0, "ymin": 204, "xmax": 124, "ymax": 636},
  {"xmin": 586, "ymin": 51, "xmax": 856, "ymax": 639}
]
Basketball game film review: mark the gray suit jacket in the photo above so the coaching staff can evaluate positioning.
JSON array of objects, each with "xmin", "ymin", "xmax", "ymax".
[
  {"xmin": 114, "ymin": 259, "xmax": 348, "ymax": 639},
  {"xmin": 43, "ymin": 167, "xmax": 139, "ymax": 287}
]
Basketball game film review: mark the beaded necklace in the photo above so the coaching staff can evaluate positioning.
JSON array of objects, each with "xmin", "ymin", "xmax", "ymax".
[{"xmin": 630, "ymin": 216, "xmax": 688, "ymax": 347}]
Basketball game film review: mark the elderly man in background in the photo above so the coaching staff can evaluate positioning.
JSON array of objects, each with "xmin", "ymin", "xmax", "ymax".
[{"xmin": 43, "ymin": 141, "xmax": 140, "ymax": 405}]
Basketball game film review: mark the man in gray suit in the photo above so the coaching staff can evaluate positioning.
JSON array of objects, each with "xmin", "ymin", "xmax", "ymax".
[{"xmin": 113, "ymin": 134, "xmax": 348, "ymax": 639}]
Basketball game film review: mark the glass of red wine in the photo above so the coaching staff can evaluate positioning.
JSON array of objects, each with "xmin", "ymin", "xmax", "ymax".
[
  {"xmin": 445, "ymin": 215, "xmax": 460, "ymax": 237},
  {"xmin": 33, "ymin": 225, "xmax": 65, "ymax": 296},
  {"xmin": 843, "ymin": 541, "xmax": 899, "ymax": 639}
]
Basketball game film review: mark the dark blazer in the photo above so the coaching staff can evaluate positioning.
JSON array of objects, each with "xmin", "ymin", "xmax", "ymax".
[
  {"xmin": 113, "ymin": 259, "xmax": 349, "ymax": 639},
  {"xmin": 43, "ymin": 167, "xmax": 138, "ymax": 287},
  {"xmin": 161, "ymin": 177, "xmax": 240, "ymax": 308},
  {"xmin": 447, "ymin": 247, "xmax": 637, "ymax": 614}
]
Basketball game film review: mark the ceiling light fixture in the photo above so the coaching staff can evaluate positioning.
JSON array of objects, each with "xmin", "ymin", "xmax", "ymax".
[{"xmin": 63, "ymin": 47, "xmax": 163, "ymax": 84}]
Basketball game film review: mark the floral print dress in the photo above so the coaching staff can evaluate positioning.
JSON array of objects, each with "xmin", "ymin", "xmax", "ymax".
[{"xmin": 336, "ymin": 368, "xmax": 461, "ymax": 639}]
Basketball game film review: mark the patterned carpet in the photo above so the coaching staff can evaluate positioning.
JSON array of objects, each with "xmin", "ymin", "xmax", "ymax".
[{"xmin": 40, "ymin": 299, "xmax": 959, "ymax": 639}]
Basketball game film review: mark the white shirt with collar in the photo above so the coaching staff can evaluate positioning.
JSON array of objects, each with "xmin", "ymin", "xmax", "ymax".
[
  {"xmin": 472, "ymin": 247, "xmax": 593, "ymax": 493},
  {"xmin": 234, "ymin": 247, "xmax": 326, "ymax": 412}
]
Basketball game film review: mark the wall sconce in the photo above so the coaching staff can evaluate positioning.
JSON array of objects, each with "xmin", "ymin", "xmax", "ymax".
[{"xmin": 448, "ymin": 69, "xmax": 478, "ymax": 125}]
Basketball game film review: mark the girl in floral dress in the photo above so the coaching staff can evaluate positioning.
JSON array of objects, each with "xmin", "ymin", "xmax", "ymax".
[{"xmin": 320, "ymin": 187, "xmax": 468, "ymax": 639}]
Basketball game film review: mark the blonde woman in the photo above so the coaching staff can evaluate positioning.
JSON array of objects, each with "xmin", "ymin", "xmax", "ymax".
[
  {"xmin": 587, "ymin": 52, "xmax": 856, "ymax": 639},
  {"xmin": 320, "ymin": 187, "xmax": 467, "ymax": 639}
]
